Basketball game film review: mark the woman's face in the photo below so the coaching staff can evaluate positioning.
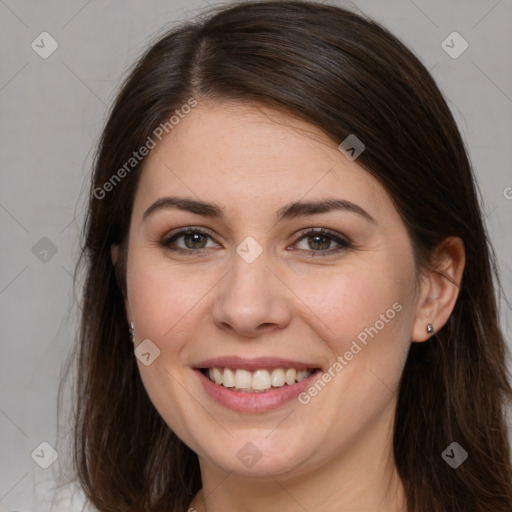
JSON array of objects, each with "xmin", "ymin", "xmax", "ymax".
[{"xmin": 122, "ymin": 100, "xmax": 426, "ymax": 479}]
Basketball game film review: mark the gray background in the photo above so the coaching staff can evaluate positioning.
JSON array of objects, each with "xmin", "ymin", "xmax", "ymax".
[{"xmin": 1, "ymin": 0, "xmax": 511, "ymax": 510}]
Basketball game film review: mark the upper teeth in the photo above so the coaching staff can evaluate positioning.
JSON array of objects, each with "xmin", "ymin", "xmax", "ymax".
[{"xmin": 206, "ymin": 367, "xmax": 314, "ymax": 392}]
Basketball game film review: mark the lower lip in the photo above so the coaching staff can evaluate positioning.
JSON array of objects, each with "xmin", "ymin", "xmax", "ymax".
[{"xmin": 195, "ymin": 369, "xmax": 321, "ymax": 412}]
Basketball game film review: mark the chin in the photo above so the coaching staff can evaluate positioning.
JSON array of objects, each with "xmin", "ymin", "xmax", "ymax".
[{"xmin": 194, "ymin": 429, "xmax": 322, "ymax": 478}]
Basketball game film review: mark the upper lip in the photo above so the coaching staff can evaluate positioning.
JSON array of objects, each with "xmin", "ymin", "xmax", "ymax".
[{"xmin": 193, "ymin": 356, "xmax": 321, "ymax": 372}]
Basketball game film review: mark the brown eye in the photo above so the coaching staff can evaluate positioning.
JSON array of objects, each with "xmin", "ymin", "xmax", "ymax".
[
  {"xmin": 292, "ymin": 228, "xmax": 352, "ymax": 257},
  {"xmin": 160, "ymin": 227, "xmax": 220, "ymax": 253}
]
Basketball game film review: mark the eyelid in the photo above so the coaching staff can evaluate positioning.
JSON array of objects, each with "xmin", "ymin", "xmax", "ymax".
[
  {"xmin": 160, "ymin": 226, "xmax": 220, "ymax": 249},
  {"xmin": 290, "ymin": 227, "xmax": 352, "ymax": 256},
  {"xmin": 292, "ymin": 227, "xmax": 351, "ymax": 245}
]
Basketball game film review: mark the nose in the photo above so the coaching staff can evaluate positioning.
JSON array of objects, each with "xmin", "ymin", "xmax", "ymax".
[{"xmin": 211, "ymin": 249, "xmax": 293, "ymax": 338}]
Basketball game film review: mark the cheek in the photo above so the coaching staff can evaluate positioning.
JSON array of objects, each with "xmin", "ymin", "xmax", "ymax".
[
  {"xmin": 125, "ymin": 254, "xmax": 207, "ymax": 437},
  {"xmin": 300, "ymin": 255, "xmax": 415, "ymax": 403},
  {"xmin": 294, "ymin": 261, "xmax": 413, "ymax": 428},
  {"xmin": 127, "ymin": 251, "xmax": 216, "ymax": 341},
  {"xmin": 305, "ymin": 260, "xmax": 411, "ymax": 341}
]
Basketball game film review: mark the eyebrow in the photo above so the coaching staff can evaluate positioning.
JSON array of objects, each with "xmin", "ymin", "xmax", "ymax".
[{"xmin": 142, "ymin": 196, "xmax": 377, "ymax": 224}]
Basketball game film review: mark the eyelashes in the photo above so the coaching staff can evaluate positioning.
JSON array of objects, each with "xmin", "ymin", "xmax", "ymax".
[
  {"xmin": 160, "ymin": 227, "xmax": 220, "ymax": 253},
  {"xmin": 293, "ymin": 227, "xmax": 352, "ymax": 256},
  {"xmin": 159, "ymin": 226, "xmax": 353, "ymax": 257}
]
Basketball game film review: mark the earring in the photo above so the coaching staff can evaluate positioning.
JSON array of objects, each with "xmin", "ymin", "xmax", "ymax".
[
  {"xmin": 426, "ymin": 323, "xmax": 434, "ymax": 335},
  {"xmin": 129, "ymin": 321, "xmax": 135, "ymax": 343}
]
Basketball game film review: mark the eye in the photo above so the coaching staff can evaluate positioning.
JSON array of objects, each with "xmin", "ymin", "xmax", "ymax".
[
  {"xmin": 160, "ymin": 227, "xmax": 220, "ymax": 253},
  {"xmin": 159, "ymin": 226, "xmax": 352, "ymax": 257},
  {"xmin": 291, "ymin": 228, "xmax": 352, "ymax": 257}
]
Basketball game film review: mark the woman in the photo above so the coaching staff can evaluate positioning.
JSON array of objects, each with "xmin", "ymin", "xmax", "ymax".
[{"xmin": 69, "ymin": 1, "xmax": 512, "ymax": 510}]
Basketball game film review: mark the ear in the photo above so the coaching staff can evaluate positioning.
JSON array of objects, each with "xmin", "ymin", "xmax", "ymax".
[
  {"xmin": 411, "ymin": 236, "xmax": 466, "ymax": 342},
  {"xmin": 111, "ymin": 243, "xmax": 131, "ymax": 324}
]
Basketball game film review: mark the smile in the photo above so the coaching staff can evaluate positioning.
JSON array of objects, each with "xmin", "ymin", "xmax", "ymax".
[
  {"xmin": 194, "ymin": 356, "xmax": 323, "ymax": 412},
  {"xmin": 201, "ymin": 367, "xmax": 316, "ymax": 392}
]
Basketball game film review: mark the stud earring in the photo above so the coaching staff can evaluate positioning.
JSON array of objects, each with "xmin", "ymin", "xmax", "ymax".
[
  {"xmin": 426, "ymin": 323, "xmax": 434, "ymax": 335},
  {"xmin": 129, "ymin": 321, "xmax": 135, "ymax": 343}
]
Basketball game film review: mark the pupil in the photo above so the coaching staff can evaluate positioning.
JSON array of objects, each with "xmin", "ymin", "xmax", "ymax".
[
  {"xmin": 185, "ymin": 233, "xmax": 206, "ymax": 248},
  {"xmin": 310, "ymin": 235, "xmax": 329, "ymax": 250}
]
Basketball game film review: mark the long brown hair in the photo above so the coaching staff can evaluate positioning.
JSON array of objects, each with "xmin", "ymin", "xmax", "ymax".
[{"xmin": 62, "ymin": 1, "xmax": 512, "ymax": 510}]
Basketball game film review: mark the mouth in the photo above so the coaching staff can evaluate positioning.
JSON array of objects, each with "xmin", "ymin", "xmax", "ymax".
[
  {"xmin": 193, "ymin": 356, "xmax": 323, "ymax": 412},
  {"xmin": 199, "ymin": 366, "xmax": 319, "ymax": 393}
]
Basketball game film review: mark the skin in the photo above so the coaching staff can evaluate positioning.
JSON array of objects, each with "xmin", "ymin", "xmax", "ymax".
[{"xmin": 112, "ymin": 100, "xmax": 465, "ymax": 512}]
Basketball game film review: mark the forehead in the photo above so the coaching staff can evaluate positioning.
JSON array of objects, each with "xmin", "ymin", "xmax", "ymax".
[{"xmin": 134, "ymin": 100, "xmax": 394, "ymax": 221}]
